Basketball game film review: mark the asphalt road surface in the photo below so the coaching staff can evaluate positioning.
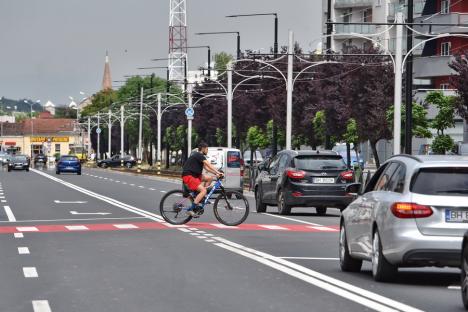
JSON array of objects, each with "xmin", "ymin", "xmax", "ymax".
[{"xmin": 0, "ymin": 165, "xmax": 463, "ymax": 312}]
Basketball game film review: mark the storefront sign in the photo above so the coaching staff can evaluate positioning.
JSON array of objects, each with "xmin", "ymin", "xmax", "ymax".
[{"xmin": 31, "ymin": 137, "xmax": 69, "ymax": 143}]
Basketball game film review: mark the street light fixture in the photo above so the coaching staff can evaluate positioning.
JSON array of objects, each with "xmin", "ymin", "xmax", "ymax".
[
  {"xmin": 23, "ymin": 99, "xmax": 40, "ymax": 157},
  {"xmin": 187, "ymin": 45, "xmax": 211, "ymax": 78},
  {"xmin": 195, "ymin": 32, "xmax": 241, "ymax": 60}
]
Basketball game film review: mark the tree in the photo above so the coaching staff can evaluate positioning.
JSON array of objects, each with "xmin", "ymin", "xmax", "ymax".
[
  {"xmin": 449, "ymin": 52, "xmax": 468, "ymax": 142},
  {"xmin": 246, "ymin": 126, "xmax": 269, "ymax": 165},
  {"xmin": 425, "ymin": 91, "xmax": 456, "ymax": 154},
  {"xmin": 313, "ymin": 111, "xmax": 327, "ymax": 147},
  {"xmin": 214, "ymin": 52, "xmax": 234, "ymax": 76}
]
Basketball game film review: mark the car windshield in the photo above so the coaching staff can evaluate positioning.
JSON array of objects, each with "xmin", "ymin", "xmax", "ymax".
[
  {"xmin": 13, "ymin": 156, "xmax": 27, "ymax": 161},
  {"xmin": 294, "ymin": 156, "xmax": 347, "ymax": 171},
  {"xmin": 411, "ymin": 167, "xmax": 468, "ymax": 196},
  {"xmin": 61, "ymin": 156, "xmax": 78, "ymax": 161}
]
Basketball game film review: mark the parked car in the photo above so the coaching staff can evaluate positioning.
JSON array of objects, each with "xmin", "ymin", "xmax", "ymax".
[
  {"xmin": 205, "ymin": 147, "xmax": 244, "ymax": 193},
  {"xmin": 7, "ymin": 155, "xmax": 30, "ymax": 172},
  {"xmin": 0, "ymin": 152, "xmax": 9, "ymax": 166},
  {"xmin": 461, "ymin": 231, "xmax": 468, "ymax": 309},
  {"xmin": 243, "ymin": 150, "xmax": 264, "ymax": 167},
  {"xmin": 34, "ymin": 154, "xmax": 47, "ymax": 165},
  {"xmin": 332, "ymin": 144, "xmax": 364, "ymax": 167},
  {"xmin": 254, "ymin": 150, "xmax": 355, "ymax": 215},
  {"xmin": 56, "ymin": 155, "xmax": 81, "ymax": 175},
  {"xmin": 97, "ymin": 155, "xmax": 136, "ymax": 168},
  {"xmin": 340, "ymin": 155, "xmax": 468, "ymax": 282}
]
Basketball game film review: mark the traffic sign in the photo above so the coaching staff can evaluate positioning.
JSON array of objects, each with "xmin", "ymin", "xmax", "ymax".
[
  {"xmin": 96, "ymin": 128, "xmax": 102, "ymax": 134},
  {"xmin": 185, "ymin": 107, "xmax": 194, "ymax": 118}
]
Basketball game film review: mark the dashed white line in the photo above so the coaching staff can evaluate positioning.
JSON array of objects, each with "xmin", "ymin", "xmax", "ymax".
[
  {"xmin": 32, "ymin": 300, "xmax": 52, "ymax": 312},
  {"xmin": 17, "ymin": 226, "xmax": 39, "ymax": 232},
  {"xmin": 259, "ymin": 225, "xmax": 288, "ymax": 230},
  {"xmin": 149, "ymin": 188, "xmax": 156, "ymax": 191},
  {"xmin": 65, "ymin": 225, "xmax": 89, "ymax": 231},
  {"xmin": 189, "ymin": 233, "xmax": 200, "ymax": 236},
  {"xmin": 18, "ymin": 247, "xmax": 30, "ymax": 254},
  {"xmin": 23, "ymin": 267, "xmax": 38, "ymax": 278},
  {"xmin": 160, "ymin": 190, "xmax": 167, "ymax": 193},
  {"xmin": 14, "ymin": 233, "xmax": 24, "ymax": 238},
  {"xmin": 448, "ymin": 285, "xmax": 461, "ymax": 290},
  {"xmin": 178, "ymin": 228, "xmax": 192, "ymax": 233},
  {"xmin": 130, "ymin": 184, "xmax": 135, "ymax": 186},
  {"xmin": 279, "ymin": 257, "xmax": 339, "ymax": 261},
  {"xmin": 3, "ymin": 205, "xmax": 16, "ymax": 222},
  {"xmin": 138, "ymin": 186, "xmax": 145, "ymax": 188},
  {"xmin": 260, "ymin": 213, "xmax": 322, "ymax": 226},
  {"xmin": 113, "ymin": 224, "xmax": 138, "ymax": 229},
  {"xmin": 1, "ymin": 200, "xmax": 7, "ymax": 203},
  {"xmin": 115, "ymin": 180, "xmax": 120, "ymax": 183}
]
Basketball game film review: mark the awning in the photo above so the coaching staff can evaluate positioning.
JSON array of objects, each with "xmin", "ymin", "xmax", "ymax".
[{"xmin": 5, "ymin": 142, "xmax": 16, "ymax": 146}]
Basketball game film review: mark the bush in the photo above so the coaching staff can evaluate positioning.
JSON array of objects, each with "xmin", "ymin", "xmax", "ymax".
[{"xmin": 431, "ymin": 135, "xmax": 454, "ymax": 155}]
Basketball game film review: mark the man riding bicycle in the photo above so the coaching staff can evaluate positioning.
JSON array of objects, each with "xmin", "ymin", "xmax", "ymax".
[{"xmin": 182, "ymin": 142, "xmax": 223, "ymax": 217}]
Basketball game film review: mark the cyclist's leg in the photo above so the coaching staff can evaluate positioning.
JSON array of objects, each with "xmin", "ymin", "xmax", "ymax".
[
  {"xmin": 202, "ymin": 174, "xmax": 213, "ymax": 188},
  {"xmin": 194, "ymin": 183, "xmax": 207, "ymax": 206}
]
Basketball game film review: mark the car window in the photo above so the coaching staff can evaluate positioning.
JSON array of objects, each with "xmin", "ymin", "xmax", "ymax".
[
  {"xmin": 278, "ymin": 155, "xmax": 289, "ymax": 172},
  {"xmin": 61, "ymin": 156, "xmax": 78, "ymax": 161},
  {"xmin": 13, "ymin": 156, "xmax": 27, "ymax": 161},
  {"xmin": 374, "ymin": 163, "xmax": 399, "ymax": 191},
  {"xmin": 411, "ymin": 167, "xmax": 468, "ymax": 196},
  {"xmin": 387, "ymin": 164, "xmax": 406, "ymax": 193},
  {"xmin": 294, "ymin": 155, "xmax": 346, "ymax": 171},
  {"xmin": 268, "ymin": 155, "xmax": 281, "ymax": 174},
  {"xmin": 227, "ymin": 151, "xmax": 241, "ymax": 168},
  {"xmin": 364, "ymin": 163, "xmax": 388, "ymax": 193}
]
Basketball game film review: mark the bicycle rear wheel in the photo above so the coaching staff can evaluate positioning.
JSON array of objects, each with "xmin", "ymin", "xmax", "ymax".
[
  {"xmin": 213, "ymin": 191, "xmax": 249, "ymax": 226},
  {"xmin": 159, "ymin": 190, "xmax": 193, "ymax": 225}
]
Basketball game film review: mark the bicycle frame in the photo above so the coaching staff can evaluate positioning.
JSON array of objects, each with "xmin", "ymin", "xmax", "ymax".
[{"xmin": 199, "ymin": 179, "xmax": 223, "ymax": 209}]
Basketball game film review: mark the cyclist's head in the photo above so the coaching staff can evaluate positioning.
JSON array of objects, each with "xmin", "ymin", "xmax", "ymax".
[{"xmin": 198, "ymin": 142, "xmax": 209, "ymax": 155}]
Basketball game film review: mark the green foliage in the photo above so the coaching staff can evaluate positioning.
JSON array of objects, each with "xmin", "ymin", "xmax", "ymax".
[
  {"xmin": 214, "ymin": 52, "xmax": 234, "ymax": 75},
  {"xmin": 81, "ymin": 89, "xmax": 117, "ymax": 116},
  {"xmin": 431, "ymin": 134, "xmax": 454, "ymax": 154},
  {"xmin": 342, "ymin": 119, "xmax": 358, "ymax": 145},
  {"xmin": 246, "ymin": 126, "xmax": 269, "ymax": 150},
  {"xmin": 387, "ymin": 103, "xmax": 432, "ymax": 139},
  {"xmin": 426, "ymin": 91, "xmax": 456, "ymax": 135},
  {"xmin": 266, "ymin": 120, "xmax": 285, "ymax": 148},
  {"xmin": 313, "ymin": 111, "xmax": 326, "ymax": 145},
  {"xmin": 292, "ymin": 135, "xmax": 307, "ymax": 150},
  {"xmin": 215, "ymin": 128, "xmax": 226, "ymax": 146},
  {"xmin": 55, "ymin": 107, "xmax": 77, "ymax": 119}
]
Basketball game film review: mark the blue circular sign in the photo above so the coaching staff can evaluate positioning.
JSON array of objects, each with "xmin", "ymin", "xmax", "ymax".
[
  {"xmin": 96, "ymin": 128, "xmax": 102, "ymax": 134},
  {"xmin": 185, "ymin": 107, "xmax": 194, "ymax": 118}
]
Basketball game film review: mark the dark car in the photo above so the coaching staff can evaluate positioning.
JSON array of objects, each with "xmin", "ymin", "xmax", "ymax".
[
  {"xmin": 56, "ymin": 155, "xmax": 81, "ymax": 175},
  {"xmin": 34, "ymin": 154, "xmax": 47, "ymax": 165},
  {"xmin": 462, "ymin": 231, "xmax": 468, "ymax": 309},
  {"xmin": 97, "ymin": 155, "xmax": 136, "ymax": 168},
  {"xmin": 7, "ymin": 155, "xmax": 30, "ymax": 172},
  {"xmin": 254, "ymin": 150, "xmax": 355, "ymax": 215}
]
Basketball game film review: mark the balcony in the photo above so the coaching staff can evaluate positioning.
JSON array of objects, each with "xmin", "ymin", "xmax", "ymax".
[
  {"xmin": 388, "ymin": 1, "xmax": 425, "ymax": 18},
  {"xmin": 334, "ymin": 0, "xmax": 373, "ymax": 9},
  {"xmin": 413, "ymin": 55, "xmax": 455, "ymax": 79},
  {"xmin": 413, "ymin": 13, "xmax": 468, "ymax": 37},
  {"xmin": 334, "ymin": 24, "xmax": 376, "ymax": 36}
]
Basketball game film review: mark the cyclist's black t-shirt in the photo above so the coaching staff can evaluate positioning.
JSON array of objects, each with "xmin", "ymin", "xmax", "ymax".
[{"xmin": 182, "ymin": 152, "xmax": 206, "ymax": 177}]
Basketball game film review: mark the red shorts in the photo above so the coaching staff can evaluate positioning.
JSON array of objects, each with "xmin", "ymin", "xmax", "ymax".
[{"xmin": 182, "ymin": 175, "xmax": 202, "ymax": 191}]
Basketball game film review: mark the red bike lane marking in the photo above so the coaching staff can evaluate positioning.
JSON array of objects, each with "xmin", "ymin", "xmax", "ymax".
[{"xmin": 0, "ymin": 222, "xmax": 339, "ymax": 234}]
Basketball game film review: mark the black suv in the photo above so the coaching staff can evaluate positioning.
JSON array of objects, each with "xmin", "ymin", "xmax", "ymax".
[
  {"xmin": 34, "ymin": 154, "xmax": 47, "ymax": 165},
  {"xmin": 97, "ymin": 155, "xmax": 136, "ymax": 168},
  {"xmin": 254, "ymin": 150, "xmax": 354, "ymax": 215}
]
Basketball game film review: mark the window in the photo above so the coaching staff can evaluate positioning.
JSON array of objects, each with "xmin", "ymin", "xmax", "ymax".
[
  {"xmin": 294, "ymin": 156, "xmax": 347, "ymax": 171},
  {"xmin": 441, "ymin": 0, "xmax": 450, "ymax": 14},
  {"xmin": 441, "ymin": 42, "xmax": 451, "ymax": 56},
  {"xmin": 363, "ymin": 9, "xmax": 372, "ymax": 23},
  {"xmin": 268, "ymin": 155, "xmax": 281, "ymax": 173},
  {"xmin": 411, "ymin": 167, "xmax": 468, "ymax": 196},
  {"xmin": 440, "ymin": 83, "xmax": 450, "ymax": 90},
  {"xmin": 343, "ymin": 9, "xmax": 352, "ymax": 23},
  {"xmin": 55, "ymin": 144, "xmax": 61, "ymax": 153},
  {"xmin": 278, "ymin": 155, "xmax": 290, "ymax": 172},
  {"xmin": 227, "ymin": 151, "xmax": 241, "ymax": 168},
  {"xmin": 374, "ymin": 163, "xmax": 399, "ymax": 191},
  {"xmin": 387, "ymin": 164, "xmax": 406, "ymax": 193}
]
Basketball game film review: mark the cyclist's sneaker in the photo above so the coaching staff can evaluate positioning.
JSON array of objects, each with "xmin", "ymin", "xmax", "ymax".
[
  {"xmin": 186, "ymin": 204, "xmax": 203, "ymax": 218},
  {"xmin": 186, "ymin": 210, "xmax": 199, "ymax": 218}
]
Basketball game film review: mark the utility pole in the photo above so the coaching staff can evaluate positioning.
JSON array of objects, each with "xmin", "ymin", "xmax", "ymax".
[
  {"xmin": 394, "ymin": 12, "xmax": 404, "ymax": 155},
  {"xmin": 325, "ymin": 0, "xmax": 333, "ymax": 150},
  {"xmin": 108, "ymin": 109, "xmax": 112, "ymax": 159},
  {"xmin": 97, "ymin": 112, "xmax": 101, "ymax": 160},
  {"xmin": 227, "ymin": 62, "xmax": 233, "ymax": 148},
  {"xmin": 138, "ymin": 86, "xmax": 144, "ymax": 161},
  {"xmin": 286, "ymin": 31, "xmax": 294, "ymax": 150},
  {"xmin": 120, "ymin": 105, "xmax": 124, "ymax": 166},
  {"xmin": 405, "ymin": 0, "xmax": 414, "ymax": 155},
  {"xmin": 187, "ymin": 84, "xmax": 193, "ymax": 156},
  {"xmin": 87, "ymin": 117, "xmax": 91, "ymax": 159},
  {"xmin": 157, "ymin": 93, "xmax": 162, "ymax": 175},
  {"xmin": 272, "ymin": 14, "xmax": 279, "ymax": 155}
]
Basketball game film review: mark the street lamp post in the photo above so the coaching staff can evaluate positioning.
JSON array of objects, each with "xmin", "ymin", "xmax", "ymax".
[
  {"xmin": 195, "ymin": 32, "xmax": 241, "ymax": 60},
  {"xmin": 24, "ymin": 99, "xmax": 40, "ymax": 157},
  {"xmin": 187, "ymin": 46, "xmax": 211, "ymax": 78}
]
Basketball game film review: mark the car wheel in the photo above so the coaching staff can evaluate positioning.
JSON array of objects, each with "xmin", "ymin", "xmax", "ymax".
[
  {"xmin": 25, "ymin": 168, "xmax": 29, "ymax": 172},
  {"xmin": 7, "ymin": 168, "xmax": 11, "ymax": 172},
  {"xmin": 277, "ymin": 190, "xmax": 291, "ymax": 215},
  {"xmin": 56, "ymin": 170, "xmax": 60, "ymax": 175},
  {"xmin": 339, "ymin": 222, "xmax": 362, "ymax": 272},
  {"xmin": 316, "ymin": 206, "xmax": 327, "ymax": 215},
  {"xmin": 101, "ymin": 163, "xmax": 108, "ymax": 168},
  {"xmin": 126, "ymin": 162, "xmax": 132, "ymax": 169},
  {"xmin": 462, "ymin": 241, "xmax": 468, "ymax": 309},
  {"xmin": 372, "ymin": 229, "xmax": 397, "ymax": 282},
  {"xmin": 77, "ymin": 171, "xmax": 82, "ymax": 175},
  {"xmin": 255, "ymin": 187, "xmax": 267, "ymax": 213}
]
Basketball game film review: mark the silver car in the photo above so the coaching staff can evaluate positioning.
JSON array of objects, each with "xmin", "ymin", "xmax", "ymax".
[{"xmin": 340, "ymin": 155, "xmax": 468, "ymax": 282}]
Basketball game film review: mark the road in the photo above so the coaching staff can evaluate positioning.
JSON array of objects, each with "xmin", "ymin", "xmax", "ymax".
[{"xmin": 0, "ymin": 166, "xmax": 462, "ymax": 312}]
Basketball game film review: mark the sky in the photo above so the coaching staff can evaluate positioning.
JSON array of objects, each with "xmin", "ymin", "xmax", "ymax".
[{"xmin": 0, "ymin": 0, "xmax": 322, "ymax": 106}]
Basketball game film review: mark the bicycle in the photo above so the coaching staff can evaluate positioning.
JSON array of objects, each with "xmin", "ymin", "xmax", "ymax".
[{"xmin": 159, "ymin": 175, "xmax": 249, "ymax": 226}]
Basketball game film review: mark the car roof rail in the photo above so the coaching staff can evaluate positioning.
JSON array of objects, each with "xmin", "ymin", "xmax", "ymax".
[{"xmin": 389, "ymin": 154, "xmax": 422, "ymax": 163}]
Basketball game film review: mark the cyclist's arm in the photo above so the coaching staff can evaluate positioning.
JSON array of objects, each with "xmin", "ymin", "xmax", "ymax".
[{"xmin": 203, "ymin": 160, "xmax": 222, "ymax": 176}]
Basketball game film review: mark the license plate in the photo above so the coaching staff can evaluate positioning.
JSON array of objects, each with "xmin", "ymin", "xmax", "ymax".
[
  {"xmin": 66, "ymin": 167, "xmax": 74, "ymax": 170},
  {"xmin": 313, "ymin": 177, "xmax": 335, "ymax": 184},
  {"xmin": 445, "ymin": 210, "xmax": 468, "ymax": 223}
]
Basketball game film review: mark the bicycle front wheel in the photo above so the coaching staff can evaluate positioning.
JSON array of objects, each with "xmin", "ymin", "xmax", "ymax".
[
  {"xmin": 159, "ymin": 190, "xmax": 193, "ymax": 225},
  {"xmin": 213, "ymin": 191, "xmax": 249, "ymax": 226}
]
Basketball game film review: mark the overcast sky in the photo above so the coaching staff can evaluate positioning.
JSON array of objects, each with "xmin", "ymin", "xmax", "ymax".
[{"xmin": 0, "ymin": 0, "xmax": 322, "ymax": 105}]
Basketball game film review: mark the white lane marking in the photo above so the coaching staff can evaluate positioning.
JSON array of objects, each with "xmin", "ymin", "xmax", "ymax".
[
  {"xmin": 138, "ymin": 186, "xmax": 145, "ymax": 188},
  {"xmin": 204, "ymin": 233, "xmax": 214, "ymax": 237},
  {"xmin": 211, "ymin": 223, "xmax": 238, "ymax": 229},
  {"xmin": 149, "ymin": 188, "xmax": 156, "ymax": 191},
  {"xmin": 279, "ymin": 257, "xmax": 339, "ymax": 260},
  {"xmin": 0, "ymin": 217, "xmax": 146, "ymax": 223},
  {"xmin": 189, "ymin": 233, "xmax": 200, "ymax": 236},
  {"xmin": 308, "ymin": 226, "xmax": 337, "ymax": 232},
  {"xmin": 17, "ymin": 226, "xmax": 39, "ymax": 232},
  {"xmin": 14, "ymin": 233, "xmax": 24, "ymax": 238},
  {"xmin": 31, "ymin": 169, "xmax": 164, "ymax": 223},
  {"xmin": 115, "ymin": 181, "xmax": 120, "ymax": 183},
  {"xmin": 448, "ymin": 285, "xmax": 461, "ymax": 290},
  {"xmin": 4, "ymin": 205, "xmax": 16, "ymax": 222},
  {"xmin": 113, "ymin": 224, "xmax": 138, "ymax": 229},
  {"xmin": 70, "ymin": 211, "xmax": 111, "ymax": 216},
  {"xmin": 189, "ymin": 228, "xmax": 199, "ymax": 231},
  {"xmin": 104, "ymin": 177, "xmax": 108, "ymax": 180},
  {"xmin": 162, "ymin": 223, "xmax": 188, "ymax": 228},
  {"xmin": 65, "ymin": 225, "xmax": 89, "ymax": 231},
  {"xmin": 1, "ymin": 200, "xmax": 6, "ymax": 203},
  {"xmin": 197, "ymin": 236, "xmax": 207, "ymax": 239},
  {"xmin": 23, "ymin": 267, "xmax": 38, "ymax": 278},
  {"xmin": 32, "ymin": 300, "xmax": 52, "ymax": 312},
  {"xmin": 213, "ymin": 237, "xmax": 422, "ymax": 312},
  {"xmin": 54, "ymin": 200, "xmax": 87, "ymax": 204},
  {"xmin": 18, "ymin": 247, "xmax": 30, "ymax": 254},
  {"xmin": 205, "ymin": 239, "xmax": 216, "ymax": 243},
  {"xmin": 196, "ymin": 231, "xmax": 207, "ymax": 234},
  {"xmin": 122, "ymin": 182, "xmax": 127, "ymax": 184},
  {"xmin": 178, "ymin": 228, "xmax": 192, "ymax": 233},
  {"xmin": 259, "ymin": 225, "xmax": 288, "ymax": 230},
  {"xmin": 130, "ymin": 184, "xmax": 135, "ymax": 186},
  {"xmin": 160, "ymin": 190, "xmax": 167, "ymax": 193},
  {"xmin": 260, "ymin": 213, "xmax": 323, "ymax": 226},
  {"xmin": 0, "ymin": 196, "xmax": 5, "ymax": 199}
]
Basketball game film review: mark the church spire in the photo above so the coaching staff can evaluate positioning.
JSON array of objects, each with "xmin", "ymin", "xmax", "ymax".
[{"xmin": 101, "ymin": 51, "xmax": 112, "ymax": 91}]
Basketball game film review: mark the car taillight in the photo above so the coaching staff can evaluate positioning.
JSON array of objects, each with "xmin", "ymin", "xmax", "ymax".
[
  {"xmin": 391, "ymin": 202, "xmax": 433, "ymax": 219},
  {"xmin": 286, "ymin": 169, "xmax": 306, "ymax": 180},
  {"xmin": 340, "ymin": 170, "xmax": 354, "ymax": 182}
]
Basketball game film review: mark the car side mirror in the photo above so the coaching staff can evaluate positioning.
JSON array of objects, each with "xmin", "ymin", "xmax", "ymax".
[{"xmin": 345, "ymin": 183, "xmax": 362, "ymax": 197}]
